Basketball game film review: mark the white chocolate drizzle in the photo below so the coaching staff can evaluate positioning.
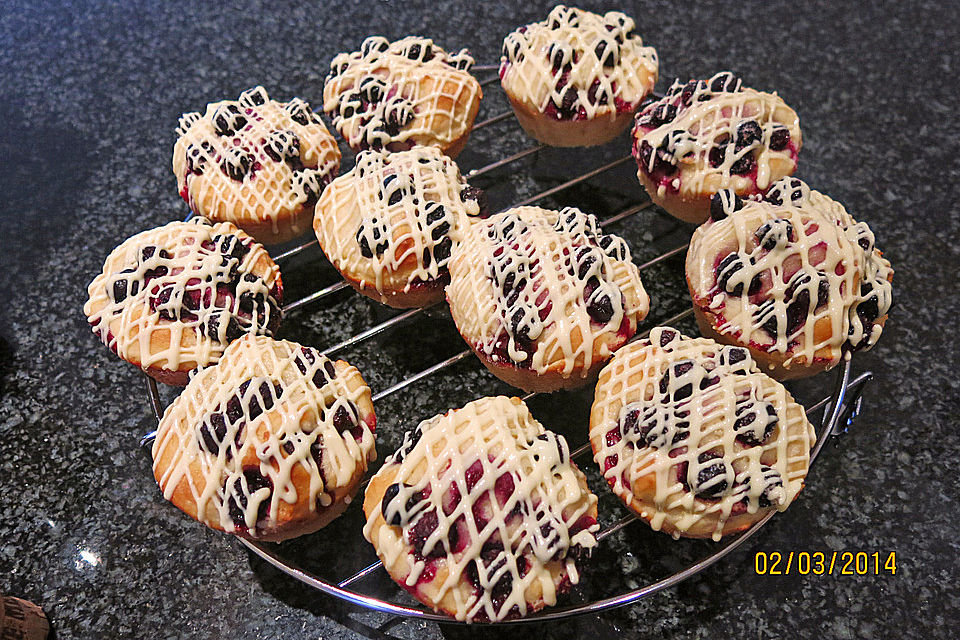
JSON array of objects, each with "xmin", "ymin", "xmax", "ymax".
[
  {"xmin": 632, "ymin": 72, "xmax": 801, "ymax": 199},
  {"xmin": 363, "ymin": 396, "xmax": 597, "ymax": 621},
  {"xmin": 590, "ymin": 327, "xmax": 815, "ymax": 541},
  {"xmin": 499, "ymin": 5, "xmax": 658, "ymax": 120},
  {"xmin": 313, "ymin": 147, "xmax": 482, "ymax": 295},
  {"xmin": 84, "ymin": 217, "xmax": 281, "ymax": 374},
  {"xmin": 323, "ymin": 36, "xmax": 482, "ymax": 152},
  {"xmin": 173, "ymin": 87, "xmax": 341, "ymax": 237},
  {"xmin": 153, "ymin": 334, "xmax": 376, "ymax": 538},
  {"xmin": 446, "ymin": 206, "xmax": 650, "ymax": 378}
]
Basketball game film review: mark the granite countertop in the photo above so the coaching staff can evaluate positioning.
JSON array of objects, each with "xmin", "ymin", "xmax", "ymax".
[{"xmin": 1, "ymin": 0, "xmax": 958, "ymax": 638}]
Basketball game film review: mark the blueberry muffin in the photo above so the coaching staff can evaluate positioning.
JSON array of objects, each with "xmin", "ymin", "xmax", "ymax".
[
  {"xmin": 153, "ymin": 334, "xmax": 376, "ymax": 542},
  {"xmin": 173, "ymin": 86, "xmax": 341, "ymax": 244},
  {"xmin": 313, "ymin": 146, "xmax": 486, "ymax": 308},
  {"xmin": 686, "ymin": 177, "xmax": 893, "ymax": 379},
  {"xmin": 323, "ymin": 36, "xmax": 482, "ymax": 158},
  {"xmin": 632, "ymin": 72, "xmax": 802, "ymax": 223},
  {"xmin": 84, "ymin": 217, "xmax": 282, "ymax": 385},
  {"xmin": 446, "ymin": 206, "xmax": 650, "ymax": 393},
  {"xmin": 363, "ymin": 396, "xmax": 598, "ymax": 621},
  {"xmin": 500, "ymin": 5, "xmax": 658, "ymax": 147},
  {"xmin": 590, "ymin": 327, "xmax": 815, "ymax": 540}
]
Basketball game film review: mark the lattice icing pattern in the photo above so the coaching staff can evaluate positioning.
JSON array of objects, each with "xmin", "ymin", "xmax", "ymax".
[
  {"xmin": 632, "ymin": 72, "xmax": 801, "ymax": 199},
  {"xmin": 84, "ymin": 217, "xmax": 282, "ymax": 377},
  {"xmin": 313, "ymin": 147, "xmax": 486, "ymax": 304},
  {"xmin": 362, "ymin": 396, "xmax": 598, "ymax": 622},
  {"xmin": 761, "ymin": 178, "xmax": 894, "ymax": 352},
  {"xmin": 446, "ymin": 206, "xmax": 649, "ymax": 380},
  {"xmin": 687, "ymin": 177, "xmax": 892, "ymax": 373},
  {"xmin": 590, "ymin": 327, "xmax": 815, "ymax": 541},
  {"xmin": 173, "ymin": 86, "xmax": 341, "ymax": 239},
  {"xmin": 323, "ymin": 36, "xmax": 482, "ymax": 154},
  {"xmin": 152, "ymin": 334, "xmax": 376, "ymax": 541},
  {"xmin": 499, "ymin": 5, "xmax": 658, "ymax": 120}
]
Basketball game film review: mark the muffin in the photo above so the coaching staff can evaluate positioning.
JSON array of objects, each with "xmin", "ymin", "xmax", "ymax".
[
  {"xmin": 446, "ymin": 206, "xmax": 650, "ymax": 393},
  {"xmin": 590, "ymin": 327, "xmax": 816, "ymax": 540},
  {"xmin": 313, "ymin": 146, "xmax": 486, "ymax": 308},
  {"xmin": 173, "ymin": 86, "xmax": 341, "ymax": 244},
  {"xmin": 685, "ymin": 177, "xmax": 893, "ymax": 379},
  {"xmin": 631, "ymin": 72, "xmax": 802, "ymax": 224},
  {"xmin": 499, "ymin": 5, "xmax": 658, "ymax": 147},
  {"xmin": 84, "ymin": 217, "xmax": 282, "ymax": 386},
  {"xmin": 153, "ymin": 334, "xmax": 376, "ymax": 542},
  {"xmin": 323, "ymin": 36, "xmax": 482, "ymax": 158},
  {"xmin": 363, "ymin": 396, "xmax": 598, "ymax": 621}
]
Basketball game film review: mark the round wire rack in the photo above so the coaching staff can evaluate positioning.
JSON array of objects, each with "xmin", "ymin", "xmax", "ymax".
[{"xmin": 139, "ymin": 64, "xmax": 874, "ymax": 625}]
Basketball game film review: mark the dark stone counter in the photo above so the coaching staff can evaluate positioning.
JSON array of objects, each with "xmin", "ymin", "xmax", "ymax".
[{"xmin": 1, "ymin": 0, "xmax": 957, "ymax": 637}]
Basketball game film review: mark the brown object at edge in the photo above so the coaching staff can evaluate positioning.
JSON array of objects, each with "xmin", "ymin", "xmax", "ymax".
[{"xmin": 0, "ymin": 594, "xmax": 50, "ymax": 640}]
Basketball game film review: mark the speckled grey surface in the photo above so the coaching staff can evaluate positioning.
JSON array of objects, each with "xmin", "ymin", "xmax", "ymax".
[{"xmin": 1, "ymin": 0, "xmax": 958, "ymax": 638}]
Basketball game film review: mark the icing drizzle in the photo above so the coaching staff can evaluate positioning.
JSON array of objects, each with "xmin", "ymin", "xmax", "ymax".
[
  {"xmin": 446, "ymin": 206, "xmax": 649, "ymax": 378},
  {"xmin": 153, "ymin": 334, "xmax": 376, "ymax": 539},
  {"xmin": 84, "ymin": 217, "xmax": 282, "ymax": 374},
  {"xmin": 499, "ymin": 5, "xmax": 658, "ymax": 120},
  {"xmin": 363, "ymin": 396, "xmax": 597, "ymax": 621},
  {"xmin": 323, "ymin": 36, "xmax": 481, "ymax": 152},
  {"xmin": 632, "ymin": 72, "xmax": 801, "ymax": 198},
  {"xmin": 314, "ymin": 147, "xmax": 484, "ymax": 296},
  {"xmin": 591, "ymin": 327, "xmax": 815, "ymax": 540},
  {"xmin": 173, "ymin": 87, "xmax": 340, "ymax": 237}
]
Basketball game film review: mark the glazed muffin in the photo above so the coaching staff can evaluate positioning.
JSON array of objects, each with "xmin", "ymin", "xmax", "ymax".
[
  {"xmin": 153, "ymin": 334, "xmax": 376, "ymax": 542},
  {"xmin": 590, "ymin": 327, "xmax": 816, "ymax": 540},
  {"xmin": 84, "ymin": 217, "xmax": 282, "ymax": 386},
  {"xmin": 313, "ymin": 146, "xmax": 486, "ymax": 308},
  {"xmin": 499, "ymin": 5, "xmax": 658, "ymax": 147},
  {"xmin": 686, "ymin": 177, "xmax": 894, "ymax": 379},
  {"xmin": 446, "ymin": 206, "xmax": 650, "ymax": 393},
  {"xmin": 323, "ymin": 36, "xmax": 482, "ymax": 158},
  {"xmin": 363, "ymin": 396, "xmax": 598, "ymax": 621},
  {"xmin": 631, "ymin": 72, "xmax": 802, "ymax": 224},
  {"xmin": 173, "ymin": 86, "xmax": 341, "ymax": 244}
]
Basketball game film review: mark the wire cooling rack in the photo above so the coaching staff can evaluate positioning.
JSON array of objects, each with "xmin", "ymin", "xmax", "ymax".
[{"xmin": 140, "ymin": 65, "xmax": 874, "ymax": 624}]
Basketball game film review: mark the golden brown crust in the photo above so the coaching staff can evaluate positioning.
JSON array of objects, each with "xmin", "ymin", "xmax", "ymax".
[
  {"xmin": 505, "ymin": 93, "xmax": 636, "ymax": 147},
  {"xmin": 690, "ymin": 301, "xmax": 833, "ymax": 381},
  {"xmin": 635, "ymin": 168, "xmax": 719, "ymax": 225},
  {"xmin": 462, "ymin": 326, "xmax": 616, "ymax": 393}
]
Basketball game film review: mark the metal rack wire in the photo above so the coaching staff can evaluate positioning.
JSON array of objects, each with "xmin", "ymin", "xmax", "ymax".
[{"xmin": 140, "ymin": 73, "xmax": 873, "ymax": 625}]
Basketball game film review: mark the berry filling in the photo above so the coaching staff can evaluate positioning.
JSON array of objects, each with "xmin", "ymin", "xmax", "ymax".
[
  {"xmin": 197, "ymin": 378, "xmax": 283, "ymax": 459},
  {"xmin": 334, "ymin": 75, "xmax": 416, "ymax": 151},
  {"xmin": 677, "ymin": 451, "xmax": 733, "ymax": 501},
  {"xmin": 226, "ymin": 467, "xmax": 273, "ymax": 532},
  {"xmin": 106, "ymin": 229, "xmax": 280, "ymax": 344},
  {"xmin": 733, "ymin": 398, "xmax": 778, "ymax": 447}
]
